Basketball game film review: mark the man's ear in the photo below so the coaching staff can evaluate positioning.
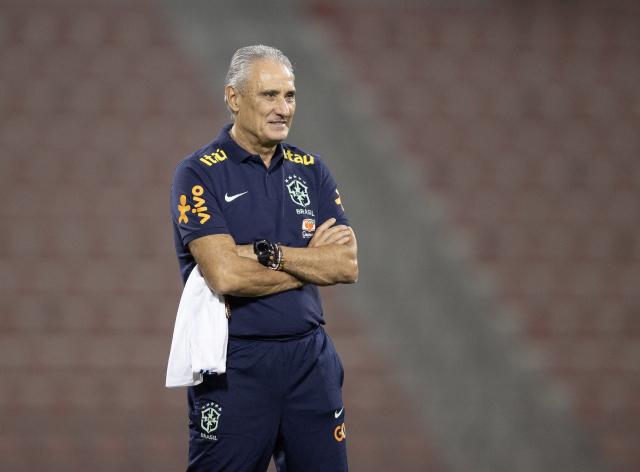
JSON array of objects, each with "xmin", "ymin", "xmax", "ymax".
[{"xmin": 225, "ymin": 85, "xmax": 241, "ymax": 114}]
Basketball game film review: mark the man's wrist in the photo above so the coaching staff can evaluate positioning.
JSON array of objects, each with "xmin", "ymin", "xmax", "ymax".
[
  {"xmin": 237, "ymin": 244, "xmax": 257, "ymax": 260},
  {"xmin": 253, "ymin": 240, "xmax": 284, "ymax": 270}
]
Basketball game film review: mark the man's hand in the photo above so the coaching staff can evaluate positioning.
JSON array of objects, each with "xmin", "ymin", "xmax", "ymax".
[
  {"xmin": 282, "ymin": 225, "xmax": 358, "ymax": 285},
  {"xmin": 308, "ymin": 218, "xmax": 351, "ymax": 248}
]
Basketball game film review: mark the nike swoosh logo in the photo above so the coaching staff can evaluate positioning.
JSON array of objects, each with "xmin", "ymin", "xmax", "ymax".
[
  {"xmin": 225, "ymin": 191, "xmax": 248, "ymax": 202},
  {"xmin": 335, "ymin": 407, "xmax": 344, "ymax": 418}
]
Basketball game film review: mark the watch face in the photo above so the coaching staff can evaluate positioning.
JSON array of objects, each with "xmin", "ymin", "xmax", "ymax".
[{"xmin": 256, "ymin": 241, "xmax": 270, "ymax": 253}]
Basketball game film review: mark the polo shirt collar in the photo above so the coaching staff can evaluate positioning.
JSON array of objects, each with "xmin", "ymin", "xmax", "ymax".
[{"xmin": 217, "ymin": 123, "xmax": 284, "ymax": 166}]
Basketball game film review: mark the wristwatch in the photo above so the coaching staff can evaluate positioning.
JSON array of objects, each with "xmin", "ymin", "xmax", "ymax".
[{"xmin": 254, "ymin": 239, "xmax": 272, "ymax": 267}]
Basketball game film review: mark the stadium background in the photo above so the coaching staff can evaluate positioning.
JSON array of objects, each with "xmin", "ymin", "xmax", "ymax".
[{"xmin": 0, "ymin": 0, "xmax": 638, "ymax": 471}]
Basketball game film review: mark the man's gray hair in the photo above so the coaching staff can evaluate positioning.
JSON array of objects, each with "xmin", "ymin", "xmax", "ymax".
[{"xmin": 224, "ymin": 45, "xmax": 295, "ymax": 116}]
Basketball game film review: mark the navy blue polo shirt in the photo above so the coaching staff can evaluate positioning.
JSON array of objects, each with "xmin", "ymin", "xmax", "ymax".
[{"xmin": 170, "ymin": 124, "xmax": 350, "ymax": 339}]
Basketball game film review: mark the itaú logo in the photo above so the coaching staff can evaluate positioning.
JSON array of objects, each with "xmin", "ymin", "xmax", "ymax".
[{"xmin": 334, "ymin": 423, "xmax": 346, "ymax": 442}]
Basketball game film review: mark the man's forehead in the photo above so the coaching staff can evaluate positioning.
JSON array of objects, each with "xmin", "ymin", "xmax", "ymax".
[{"xmin": 249, "ymin": 61, "xmax": 294, "ymax": 87}]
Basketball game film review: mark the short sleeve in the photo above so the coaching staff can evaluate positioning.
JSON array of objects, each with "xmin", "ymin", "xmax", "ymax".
[
  {"xmin": 170, "ymin": 161, "xmax": 230, "ymax": 246},
  {"xmin": 317, "ymin": 157, "xmax": 350, "ymax": 227}
]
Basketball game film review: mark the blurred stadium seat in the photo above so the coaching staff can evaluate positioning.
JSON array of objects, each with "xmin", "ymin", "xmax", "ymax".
[{"xmin": 312, "ymin": 1, "xmax": 639, "ymax": 471}]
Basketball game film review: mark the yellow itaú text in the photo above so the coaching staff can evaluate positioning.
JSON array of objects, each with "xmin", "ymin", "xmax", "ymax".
[
  {"xmin": 199, "ymin": 149, "xmax": 228, "ymax": 166},
  {"xmin": 284, "ymin": 149, "xmax": 314, "ymax": 165}
]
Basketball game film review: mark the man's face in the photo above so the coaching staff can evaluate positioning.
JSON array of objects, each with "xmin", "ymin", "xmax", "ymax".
[{"xmin": 234, "ymin": 60, "xmax": 296, "ymax": 146}]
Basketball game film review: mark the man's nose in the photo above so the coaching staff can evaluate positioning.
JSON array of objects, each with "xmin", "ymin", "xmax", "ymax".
[{"xmin": 274, "ymin": 96, "xmax": 291, "ymax": 116}]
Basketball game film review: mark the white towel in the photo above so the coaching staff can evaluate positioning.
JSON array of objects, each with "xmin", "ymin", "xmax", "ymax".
[{"xmin": 166, "ymin": 264, "xmax": 228, "ymax": 387}]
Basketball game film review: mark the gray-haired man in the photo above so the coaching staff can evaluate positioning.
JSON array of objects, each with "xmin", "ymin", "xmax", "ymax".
[{"xmin": 170, "ymin": 45, "xmax": 357, "ymax": 471}]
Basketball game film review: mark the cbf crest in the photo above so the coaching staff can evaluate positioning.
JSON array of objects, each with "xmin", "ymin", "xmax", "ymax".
[
  {"xmin": 201, "ymin": 402, "xmax": 222, "ymax": 434},
  {"xmin": 286, "ymin": 175, "xmax": 311, "ymax": 207}
]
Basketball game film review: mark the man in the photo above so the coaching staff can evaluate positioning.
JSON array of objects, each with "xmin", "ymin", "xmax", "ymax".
[{"xmin": 170, "ymin": 45, "xmax": 357, "ymax": 472}]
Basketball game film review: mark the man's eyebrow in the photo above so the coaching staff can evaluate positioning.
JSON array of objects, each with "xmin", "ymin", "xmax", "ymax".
[{"xmin": 259, "ymin": 89, "xmax": 296, "ymax": 95}]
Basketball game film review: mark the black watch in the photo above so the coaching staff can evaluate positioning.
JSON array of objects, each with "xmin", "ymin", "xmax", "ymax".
[{"xmin": 254, "ymin": 239, "xmax": 272, "ymax": 266}]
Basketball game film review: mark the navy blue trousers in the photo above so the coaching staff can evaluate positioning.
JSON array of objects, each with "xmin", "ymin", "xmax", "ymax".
[{"xmin": 186, "ymin": 326, "xmax": 348, "ymax": 472}]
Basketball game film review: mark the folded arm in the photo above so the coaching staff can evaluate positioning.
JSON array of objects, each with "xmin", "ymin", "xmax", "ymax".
[
  {"xmin": 191, "ymin": 219, "xmax": 358, "ymax": 297},
  {"xmin": 189, "ymin": 234, "xmax": 306, "ymax": 297},
  {"xmin": 282, "ymin": 226, "xmax": 358, "ymax": 286},
  {"xmin": 237, "ymin": 218, "xmax": 359, "ymax": 286}
]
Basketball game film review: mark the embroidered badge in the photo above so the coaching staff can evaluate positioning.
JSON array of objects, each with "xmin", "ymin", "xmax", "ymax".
[
  {"xmin": 302, "ymin": 218, "xmax": 315, "ymax": 239},
  {"xmin": 286, "ymin": 175, "xmax": 311, "ymax": 207},
  {"xmin": 201, "ymin": 402, "xmax": 222, "ymax": 439}
]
